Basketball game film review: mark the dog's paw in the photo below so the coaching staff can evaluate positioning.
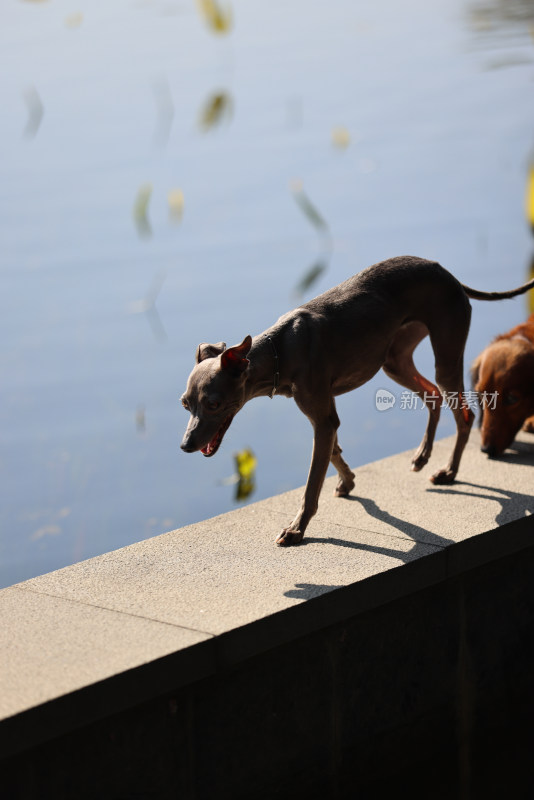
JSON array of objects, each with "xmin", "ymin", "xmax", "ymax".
[
  {"xmin": 411, "ymin": 455, "xmax": 428, "ymax": 472},
  {"xmin": 522, "ymin": 416, "xmax": 534, "ymax": 434},
  {"xmin": 411, "ymin": 446, "xmax": 430, "ymax": 472},
  {"xmin": 430, "ymin": 468, "xmax": 456, "ymax": 485},
  {"xmin": 275, "ymin": 528, "xmax": 304, "ymax": 546},
  {"xmin": 334, "ymin": 474, "xmax": 355, "ymax": 497}
]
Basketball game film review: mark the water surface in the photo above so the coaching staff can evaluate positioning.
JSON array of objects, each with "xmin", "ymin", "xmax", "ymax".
[{"xmin": 1, "ymin": 0, "xmax": 534, "ymax": 586}]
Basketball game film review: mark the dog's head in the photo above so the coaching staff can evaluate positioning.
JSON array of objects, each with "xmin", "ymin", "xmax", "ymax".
[
  {"xmin": 471, "ymin": 338, "xmax": 534, "ymax": 457},
  {"xmin": 180, "ymin": 336, "xmax": 252, "ymax": 457}
]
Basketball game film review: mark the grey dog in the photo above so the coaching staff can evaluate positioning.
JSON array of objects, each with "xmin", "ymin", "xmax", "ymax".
[{"xmin": 181, "ymin": 256, "xmax": 534, "ymax": 546}]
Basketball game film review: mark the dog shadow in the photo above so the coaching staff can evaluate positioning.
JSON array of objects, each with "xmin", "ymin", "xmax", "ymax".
[
  {"xmin": 283, "ymin": 476, "xmax": 533, "ymax": 601},
  {"xmin": 490, "ymin": 438, "xmax": 534, "ymax": 467},
  {"xmin": 283, "ymin": 497, "xmax": 449, "ymax": 601},
  {"xmin": 285, "ymin": 582, "xmax": 344, "ymax": 600},
  {"xmin": 283, "ymin": 496, "xmax": 447, "ymax": 601},
  {"xmin": 293, "ymin": 494, "xmax": 453, "ymax": 569},
  {"xmin": 426, "ymin": 480, "xmax": 534, "ymax": 526}
]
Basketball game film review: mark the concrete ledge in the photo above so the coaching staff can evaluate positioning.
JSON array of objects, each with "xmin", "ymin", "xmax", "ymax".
[{"xmin": 1, "ymin": 431, "xmax": 534, "ymax": 797}]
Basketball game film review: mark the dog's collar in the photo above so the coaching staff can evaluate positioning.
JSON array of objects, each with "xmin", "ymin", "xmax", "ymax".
[{"xmin": 267, "ymin": 336, "xmax": 280, "ymax": 398}]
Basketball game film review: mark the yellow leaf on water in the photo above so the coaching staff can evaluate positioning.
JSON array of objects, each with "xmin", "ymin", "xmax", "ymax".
[
  {"xmin": 133, "ymin": 182, "xmax": 153, "ymax": 238},
  {"xmin": 234, "ymin": 448, "xmax": 257, "ymax": 480},
  {"xmin": 65, "ymin": 12, "xmax": 83, "ymax": 28},
  {"xmin": 198, "ymin": 91, "xmax": 233, "ymax": 131},
  {"xmin": 168, "ymin": 188, "xmax": 185, "ymax": 223},
  {"xmin": 331, "ymin": 126, "xmax": 351, "ymax": 149},
  {"xmin": 196, "ymin": 0, "xmax": 233, "ymax": 34}
]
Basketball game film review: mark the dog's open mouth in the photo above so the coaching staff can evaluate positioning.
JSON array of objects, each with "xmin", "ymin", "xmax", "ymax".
[{"xmin": 201, "ymin": 415, "xmax": 233, "ymax": 457}]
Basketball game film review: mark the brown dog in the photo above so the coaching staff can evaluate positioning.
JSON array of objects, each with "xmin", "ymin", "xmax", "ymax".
[
  {"xmin": 471, "ymin": 314, "xmax": 534, "ymax": 457},
  {"xmin": 181, "ymin": 256, "xmax": 534, "ymax": 546}
]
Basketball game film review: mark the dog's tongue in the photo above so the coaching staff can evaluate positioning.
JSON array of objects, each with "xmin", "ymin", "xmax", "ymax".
[
  {"xmin": 201, "ymin": 432, "xmax": 219, "ymax": 456},
  {"xmin": 199, "ymin": 414, "xmax": 232, "ymax": 457}
]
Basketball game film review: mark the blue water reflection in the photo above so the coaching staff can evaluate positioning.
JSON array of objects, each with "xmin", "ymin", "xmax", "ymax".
[{"xmin": 1, "ymin": 0, "xmax": 534, "ymax": 586}]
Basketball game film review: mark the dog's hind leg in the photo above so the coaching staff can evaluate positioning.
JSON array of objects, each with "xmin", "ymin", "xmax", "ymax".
[
  {"xmin": 383, "ymin": 321, "xmax": 442, "ymax": 472},
  {"xmin": 331, "ymin": 434, "xmax": 355, "ymax": 497},
  {"xmin": 428, "ymin": 317, "xmax": 475, "ymax": 484}
]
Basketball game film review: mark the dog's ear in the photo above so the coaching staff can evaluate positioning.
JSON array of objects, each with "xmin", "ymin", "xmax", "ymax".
[
  {"xmin": 470, "ymin": 353, "xmax": 482, "ymax": 389},
  {"xmin": 221, "ymin": 335, "xmax": 252, "ymax": 373},
  {"xmin": 195, "ymin": 342, "xmax": 227, "ymax": 363}
]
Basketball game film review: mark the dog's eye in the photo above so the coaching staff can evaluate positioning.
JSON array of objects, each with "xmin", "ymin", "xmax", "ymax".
[
  {"xmin": 181, "ymin": 397, "xmax": 190, "ymax": 411},
  {"xmin": 207, "ymin": 400, "xmax": 220, "ymax": 411},
  {"xmin": 503, "ymin": 392, "xmax": 519, "ymax": 406}
]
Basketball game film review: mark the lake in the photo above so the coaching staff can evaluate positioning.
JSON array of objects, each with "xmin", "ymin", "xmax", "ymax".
[{"xmin": 1, "ymin": 0, "xmax": 534, "ymax": 587}]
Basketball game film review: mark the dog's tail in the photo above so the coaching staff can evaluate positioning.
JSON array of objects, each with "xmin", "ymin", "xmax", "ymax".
[{"xmin": 462, "ymin": 276, "xmax": 534, "ymax": 301}]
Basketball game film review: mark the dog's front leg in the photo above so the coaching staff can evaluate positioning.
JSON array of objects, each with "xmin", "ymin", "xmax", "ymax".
[{"xmin": 276, "ymin": 408, "xmax": 338, "ymax": 547}]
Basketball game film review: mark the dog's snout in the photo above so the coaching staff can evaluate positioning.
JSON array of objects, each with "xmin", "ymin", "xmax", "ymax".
[
  {"xmin": 181, "ymin": 428, "xmax": 199, "ymax": 453},
  {"xmin": 180, "ymin": 427, "xmax": 195, "ymax": 452},
  {"xmin": 181, "ymin": 414, "xmax": 200, "ymax": 453},
  {"xmin": 480, "ymin": 442, "xmax": 498, "ymax": 458}
]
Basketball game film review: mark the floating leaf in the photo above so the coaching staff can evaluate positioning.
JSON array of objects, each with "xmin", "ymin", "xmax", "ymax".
[
  {"xmin": 331, "ymin": 126, "xmax": 350, "ymax": 149},
  {"xmin": 235, "ymin": 448, "xmax": 257, "ymax": 480},
  {"xmin": 196, "ymin": 0, "xmax": 233, "ymax": 34},
  {"xmin": 65, "ymin": 12, "xmax": 83, "ymax": 28},
  {"xmin": 233, "ymin": 448, "xmax": 257, "ymax": 501},
  {"xmin": 290, "ymin": 179, "xmax": 329, "ymax": 233},
  {"xmin": 294, "ymin": 260, "xmax": 327, "ymax": 297},
  {"xmin": 290, "ymin": 181, "xmax": 332, "ymax": 296},
  {"xmin": 235, "ymin": 477, "xmax": 255, "ymax": 502},
  {"xmin": 168, "ymin": 188, "xmax": 185, "ymax": 223},
  {"xmin": 133, "ymin": 182, "xmax": 153, "ymax": 238},
  {"xmin": 198, "ymin": 91, "xmax": 233, "ymax": 131}
]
